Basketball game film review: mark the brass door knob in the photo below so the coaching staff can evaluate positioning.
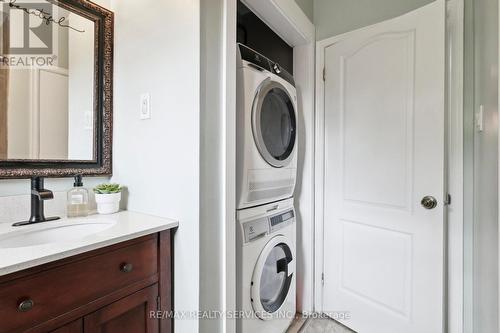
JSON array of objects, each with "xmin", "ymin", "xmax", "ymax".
[{"xmin": 421, "ymin": 196, "xmax": 438, "ymax": 210}]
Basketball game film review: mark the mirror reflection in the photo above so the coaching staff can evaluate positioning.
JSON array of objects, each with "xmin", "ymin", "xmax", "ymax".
[{"xmin": 0, "ymin": 1, "xmax": 95, "ymax": 161}]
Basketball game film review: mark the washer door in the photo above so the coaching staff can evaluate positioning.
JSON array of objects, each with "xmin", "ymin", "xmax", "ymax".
[
  {"xmin": 251, "ymin": 235, "xmax": 295, "ymax": 320},
  {"xmin": 252, "ymin": 80, "xmax": 297, "ymax": 168}
]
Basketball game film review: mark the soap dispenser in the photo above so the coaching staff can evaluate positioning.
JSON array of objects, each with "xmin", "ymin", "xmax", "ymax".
[{"xmin": 67, "ymin": 175, "xmax": 89, "ymax": 218}]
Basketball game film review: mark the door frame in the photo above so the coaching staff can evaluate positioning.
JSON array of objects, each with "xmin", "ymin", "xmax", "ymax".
[{"xmin": 313, "ymin": 0, "xmax": 465, "ymax": 332}]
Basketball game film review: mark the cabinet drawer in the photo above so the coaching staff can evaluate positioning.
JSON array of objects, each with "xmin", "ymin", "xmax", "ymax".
[{"xmin": 0, "ymin": 237, "xmax": 158, "ymax": 333}]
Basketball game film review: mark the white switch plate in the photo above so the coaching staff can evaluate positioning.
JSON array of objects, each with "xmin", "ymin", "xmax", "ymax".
[
  {"xmin": 476, "ymin": 105, "xmax": 484, "ymax": 132},
  {"xmin": 140, "ymin": 93, "xmax": 151, "ymax": 120}
]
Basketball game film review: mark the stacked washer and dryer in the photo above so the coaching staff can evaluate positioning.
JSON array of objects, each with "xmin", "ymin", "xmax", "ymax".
[{"xmin": 236, "ymin": 43, "xmax": 298, "ymax": 333}]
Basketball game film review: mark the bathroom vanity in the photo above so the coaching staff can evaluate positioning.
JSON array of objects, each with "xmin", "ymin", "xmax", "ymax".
[{"xmin": 0, "ymin": 212, "xmax": 178, "ymax": 333}]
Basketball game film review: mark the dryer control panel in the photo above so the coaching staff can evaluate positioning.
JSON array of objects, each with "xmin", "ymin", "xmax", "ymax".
[{"xmin": 238, "ymin": 43, "xmax": 295, "ymax": 86}]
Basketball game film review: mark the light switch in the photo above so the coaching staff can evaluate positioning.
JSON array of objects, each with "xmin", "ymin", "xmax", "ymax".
[
  {"xmin": 140, "ymin": 93, "xmax": 151, "ymax": 120},
  {"xmin": 476, "ymin": 105, "xmax": 484, "ymax": 132}
]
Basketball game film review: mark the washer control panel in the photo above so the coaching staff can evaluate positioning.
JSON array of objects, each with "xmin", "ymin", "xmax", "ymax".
[
  {"xmin": 243, "ymin": 207, "xmax": 295, "ymax": 243},
  {"xmin": 269, "ymin": 209, "xmax": 294, "ymax": 233},
  {"xmin": 243, "ymin": 217, "xmax": 269, "ymax": 243}
]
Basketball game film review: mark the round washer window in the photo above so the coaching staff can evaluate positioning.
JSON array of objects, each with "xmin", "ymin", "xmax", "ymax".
[
  {"xmin": 253, "ymin": 82, "xmax": 296, "ymax": 167},
  {"xmin": 259, "ymin": 243, "xmax": 293, "ymax": 313}
]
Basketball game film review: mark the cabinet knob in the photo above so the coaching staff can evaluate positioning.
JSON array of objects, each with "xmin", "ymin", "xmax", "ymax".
[
  {"xmin": 120, "ymin": 263, "xmax": 133, "ymax": 273},
  {"xmin": 18, "ymin": 298, "xmax": 34, "ymax": 312}
]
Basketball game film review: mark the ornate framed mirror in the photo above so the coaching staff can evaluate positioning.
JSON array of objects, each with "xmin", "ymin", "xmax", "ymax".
[{"xmin": 0, "ymin": 0, "xmax": 113, "ymax": 178}]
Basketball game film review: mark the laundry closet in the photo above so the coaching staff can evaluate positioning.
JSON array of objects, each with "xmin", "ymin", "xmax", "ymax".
[{"xmin": 233, "ymin": 1, "xmax": 314, "ymax": 332}]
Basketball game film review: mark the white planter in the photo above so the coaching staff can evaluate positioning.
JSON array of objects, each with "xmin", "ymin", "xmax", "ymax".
[{"xmin": 95, "ymin": 192, "xmax": 121, "ymax": 215}]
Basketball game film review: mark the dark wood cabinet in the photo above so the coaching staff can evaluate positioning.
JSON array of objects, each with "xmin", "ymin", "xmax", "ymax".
[
  {"xmin": 0, "ymin": 230, "xmax": 174, "ymax": 333},
  {"xmin": 84, "ymin": 285, "xmax": 159, "ymax": 333},
  {"xmin": 50, "ymin": 320, "xmax": 83, "ymax": 333}
]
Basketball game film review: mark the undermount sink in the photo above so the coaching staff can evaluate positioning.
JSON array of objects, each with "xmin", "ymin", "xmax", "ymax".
[{"xmin": 0, "ymin": 220, "xmax": 116, "ymax": 249}]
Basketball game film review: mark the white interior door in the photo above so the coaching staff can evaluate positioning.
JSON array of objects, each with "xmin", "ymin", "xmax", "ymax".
[{"xmin": 318, "ymin": 2, "xmax": 445, "ymax": 332}]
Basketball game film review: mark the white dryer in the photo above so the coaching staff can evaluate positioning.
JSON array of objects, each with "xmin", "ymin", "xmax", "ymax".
[
  {"xmin": 236, "ymin": 44, "xmax": 298, "ymax": 210},
  {"xmin": 236, "ymin": 198, "xmax": 296, "ymax": 333}
]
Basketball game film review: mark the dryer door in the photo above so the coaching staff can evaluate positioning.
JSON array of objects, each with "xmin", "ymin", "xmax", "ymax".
[
  {"xmin": 252, "ymin": 80, "xmax": 297, "ymax": 168},
  {"xmin": 251, "ymin": 235, "xmax": 295, "ymax": 319}
]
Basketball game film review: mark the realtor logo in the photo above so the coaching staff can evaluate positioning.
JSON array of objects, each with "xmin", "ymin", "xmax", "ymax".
[{"xmin": 2, "ymin": 1, "xmax": 53, "ymax": 54}]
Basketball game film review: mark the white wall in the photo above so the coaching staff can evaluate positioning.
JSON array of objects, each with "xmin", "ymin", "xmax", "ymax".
[
  {"xmin": 313, "ymin": 0, "xmax": 433, "ymax": 40},
  {"xmin": 109, "ymin": 1, "xmax": 200, "ymax": 333},
  {"xmin": 295, "ymin": 0, "xmax": 313, "ymax": 22},
  {"xmin": 467, "ymin": 0, "xmax": 499, "ymax": 331},
  {"xmin": 199, "ymin": 0, "xmax": 226, "ymax": 331}
]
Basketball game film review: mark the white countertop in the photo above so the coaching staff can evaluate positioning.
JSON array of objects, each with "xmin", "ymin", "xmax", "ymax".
[{"xmin": 0, "ymin": 211, "xmax": 178, "ymax": 276}]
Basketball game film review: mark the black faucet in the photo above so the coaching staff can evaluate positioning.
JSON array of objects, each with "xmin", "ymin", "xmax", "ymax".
[{"xmin": 12, "ymin": 177, "xmax": 61, "ymax": 227}]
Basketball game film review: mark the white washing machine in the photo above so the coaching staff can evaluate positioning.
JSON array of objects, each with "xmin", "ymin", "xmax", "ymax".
[
  {"xmin": 236, "ymin": 43, "xmax": 298, "ymax": 210},
  {"xmin": 237, "ymin": 198, "xmax": 296, "ymax": 333}
]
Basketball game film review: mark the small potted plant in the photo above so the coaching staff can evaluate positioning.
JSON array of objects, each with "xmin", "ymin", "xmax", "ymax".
[{"xmin": 93, "ymin": 183, "xmax": 122, "ymax": 215}]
